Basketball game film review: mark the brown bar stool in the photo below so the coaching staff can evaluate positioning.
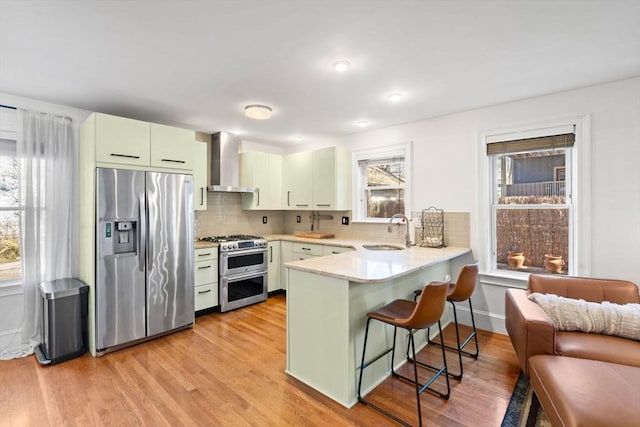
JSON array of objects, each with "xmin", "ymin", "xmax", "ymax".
[
  {"xmin": 414, "ymin": 264, "xmax": 479, "ymax": 379},
  {"xmin": 357, "ymin": 281, "xmax": 450, "ymax": 427}
]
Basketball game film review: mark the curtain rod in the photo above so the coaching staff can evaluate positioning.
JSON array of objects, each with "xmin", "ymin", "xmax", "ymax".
[{"xmin": 0, "ymin": 103, "xmax": 72, "ymax": 122}]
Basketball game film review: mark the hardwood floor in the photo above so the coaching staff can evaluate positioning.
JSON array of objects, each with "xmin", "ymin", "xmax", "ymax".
[{"xmin": 0, "ymin": 295, "xmax": 521, "ymax": 426}]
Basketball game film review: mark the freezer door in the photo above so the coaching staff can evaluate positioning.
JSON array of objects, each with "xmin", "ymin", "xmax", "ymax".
[
  {"xmin": 146, "ymin": 172, "xmax": 194, "ymax": 336},
  {"xmin": 96, "ymin": 168, "xmax": 147, "ymax": 350}
]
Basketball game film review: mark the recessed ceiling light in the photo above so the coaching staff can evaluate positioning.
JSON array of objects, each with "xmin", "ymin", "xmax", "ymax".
[
  {"xmin": 387, "ymin": 92, "xmax": 404, "ymax": 102},
  {"xmin": 244, "ymin": 104, "xmax": 272, "ymax": 120},
  {"xmin": 355, "ymin": 119, "xmax": 370, "ymax": 127},
  {"xmin": 332, "ymin": 60, "xmax": 351, "ymax": 72},
  {"xmin": 292, "ymin": 135, "xmax": 303, "ymax": 141}
]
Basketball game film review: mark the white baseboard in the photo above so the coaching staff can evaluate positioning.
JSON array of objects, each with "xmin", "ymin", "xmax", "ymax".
[{"xmin": 448, "ymin": 304, "xmax": 506, "ymax": 335}]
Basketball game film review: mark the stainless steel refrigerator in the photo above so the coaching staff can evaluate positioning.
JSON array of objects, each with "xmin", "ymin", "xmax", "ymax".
[{"xmin": 95, "ymin": 168, "xmax": 194, "ymax": 353}]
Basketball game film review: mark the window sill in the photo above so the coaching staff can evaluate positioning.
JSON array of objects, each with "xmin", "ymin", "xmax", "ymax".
[
  {"xmin": 479, "ymin": 270, "xmax": 529, "ymax": 289},
  {"xmin": 0, "ymin": 281, "xmax": 23, "ymax": 297}
]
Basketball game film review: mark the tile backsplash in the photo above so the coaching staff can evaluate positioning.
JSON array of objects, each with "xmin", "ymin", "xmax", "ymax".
[{"xmin": 196, "ymin": 195, "xmax": 470, "ymax": 248}]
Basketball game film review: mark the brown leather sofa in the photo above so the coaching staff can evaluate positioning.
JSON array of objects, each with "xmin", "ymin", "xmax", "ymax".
[{"xmin": 505, "ymin": 274, "xmax": 640, "ymax": 377}]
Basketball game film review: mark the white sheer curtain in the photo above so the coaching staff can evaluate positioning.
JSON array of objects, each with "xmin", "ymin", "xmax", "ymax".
[{"xmin": 8, "ymin": 109, "xmax": 74, "ymax": 358}]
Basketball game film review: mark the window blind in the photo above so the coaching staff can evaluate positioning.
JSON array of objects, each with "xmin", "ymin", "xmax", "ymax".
[{"xmin": 487, "ymin": 132, "xmax": 575, "ymax": 155}]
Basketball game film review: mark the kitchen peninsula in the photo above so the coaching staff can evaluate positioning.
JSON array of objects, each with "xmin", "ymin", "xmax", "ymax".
[{"xmin": 284, "ymin": 243, "xmax": 473, "ymax": 408}]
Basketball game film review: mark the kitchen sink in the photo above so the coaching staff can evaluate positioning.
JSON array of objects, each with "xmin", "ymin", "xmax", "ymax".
[{"xmin": 361, "ymin": 244, "xmax": 405, "ymax": 251}]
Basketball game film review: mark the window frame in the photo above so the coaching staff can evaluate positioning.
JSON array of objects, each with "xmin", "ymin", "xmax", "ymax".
[
  {"xmin": 0, "ymin": 108, "xmax": 21, "ymax": 287},
  {"xmin": 480, "ymin": 116, "xmax": 590, "ymax": 280},
  {"xmin": 351, "ymin": 142, "xmax": 412, "ymax": 223}
]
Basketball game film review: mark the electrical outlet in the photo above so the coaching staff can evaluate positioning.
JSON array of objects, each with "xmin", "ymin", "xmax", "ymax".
[
  {"xmin": 262, "ymin": 216, "xmax": 267, "ymax": 224},
  {"xmin": 296, "ymin": 215, "xmax": 301, "ymax": 223},
  {"xmin": 341, "ymin": 216, "xmax": 349, "ymax": 225}
]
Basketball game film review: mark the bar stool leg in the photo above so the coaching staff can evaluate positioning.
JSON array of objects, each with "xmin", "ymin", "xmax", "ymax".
[
  {"xmin": 428, "ymin": 300, "xmax": 480, "ymax": 379},
  {"xmin": 359, "ymin": 320, "xmax": 450, "ymax": 427}
]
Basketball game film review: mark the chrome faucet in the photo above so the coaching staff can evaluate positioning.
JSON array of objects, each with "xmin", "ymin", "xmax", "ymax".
[{"xmin": 388, "ymin": 213, "xmax": 412, "ymax": 247}]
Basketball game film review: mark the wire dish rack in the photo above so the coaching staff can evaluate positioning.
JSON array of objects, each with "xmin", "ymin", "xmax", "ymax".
[{"xmin": 420, "ymin": 206, "xmax": 445, "ymax": 248}]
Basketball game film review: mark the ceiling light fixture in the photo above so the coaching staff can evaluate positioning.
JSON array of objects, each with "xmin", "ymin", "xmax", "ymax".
[
  {"xmin": 332, "ymin": 60, "xmax": 351, "ymax": 72},
  {"xmin": 387, "ymin": 92, "xmax": 404, "ymax": 102},
  {"xmin": 292, "ymin": 135, "xmax": 303, "ymax": 141},
  {"xmin": 244, "ymin": 104, "xmax": 272, "ymax": 120},
  {"xmin": 355, "ymin": 119, "xmax": 370, "ymax": 127}
]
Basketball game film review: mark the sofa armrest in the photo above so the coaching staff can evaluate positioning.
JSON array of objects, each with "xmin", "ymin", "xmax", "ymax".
[{"xmin": 505, "ymin": 288, "xmax": 556, "ymax": 377}]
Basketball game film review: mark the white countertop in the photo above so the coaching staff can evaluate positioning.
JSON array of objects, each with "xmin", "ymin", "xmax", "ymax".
[{"xmin": 267, "ymin": 234, "xmax": 470, "ymax": 283}]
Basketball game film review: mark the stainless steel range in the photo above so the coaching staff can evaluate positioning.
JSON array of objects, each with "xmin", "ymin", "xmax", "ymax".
[{"xmin": 200, "ymin": 235, "xmax": 268, "ymax": 312}]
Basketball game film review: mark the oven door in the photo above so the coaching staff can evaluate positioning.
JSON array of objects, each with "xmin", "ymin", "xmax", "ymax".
[
  {"xmin": 220, "ymin": 271, "xmax": 268, "ymax": 312},
  {"xmin": 220, "ymin": 248, "xmax": 267, "ymax": 277}
]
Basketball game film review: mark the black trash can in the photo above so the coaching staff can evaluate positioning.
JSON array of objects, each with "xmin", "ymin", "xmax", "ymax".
[{"xmin": 35, "ymin": 278, "xmax": 89, "ymax": 365}]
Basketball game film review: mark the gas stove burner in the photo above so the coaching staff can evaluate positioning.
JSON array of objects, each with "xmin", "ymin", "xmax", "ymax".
[
  {"xmin": 200, "ymin": 234, "xmax": 265, "ymax": 243},
  {"xmin": 200, "ymin": 234, "xmax": 268, "ymax": 251}
]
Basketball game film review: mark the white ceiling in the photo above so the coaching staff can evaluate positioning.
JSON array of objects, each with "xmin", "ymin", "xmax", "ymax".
[{"xmin": 1, "ymin": 1, "xmax": 639, "ymax": 145}]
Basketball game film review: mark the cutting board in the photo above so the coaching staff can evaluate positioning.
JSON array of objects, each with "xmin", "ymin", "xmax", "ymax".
[{"xmin": 295, "ymin": 232, "xmax": 335, "ymax": 239}]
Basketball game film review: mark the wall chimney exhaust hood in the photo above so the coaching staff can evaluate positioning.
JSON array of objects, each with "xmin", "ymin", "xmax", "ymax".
[{"xmin": 207, "ymin": 131, "xmax": 257, "ymax": 193}]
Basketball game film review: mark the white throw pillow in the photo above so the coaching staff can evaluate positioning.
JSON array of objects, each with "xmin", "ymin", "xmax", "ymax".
[{"xmin": 528, "ymin": 292, "xmax": 640, "ymax": 341}]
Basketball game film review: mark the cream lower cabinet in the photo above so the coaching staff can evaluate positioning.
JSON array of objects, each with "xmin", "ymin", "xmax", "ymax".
[
  {"xmin": 194, "ymin": 248, "xmax": 218, "ymax": 311},
  {"xmin": 193, "ymin": 142, "xmax": 208, "ymax": 211},
  {"xmin": 322, "ymin": 245, "xmax": 354, "ymax": 256},
  {"xmin": 280, "ymin": 241, "xmax": 293, "ymax": 291},
  {"xmin": 267, "ymin": 241, "xmax": 281, "ymax": 292}
]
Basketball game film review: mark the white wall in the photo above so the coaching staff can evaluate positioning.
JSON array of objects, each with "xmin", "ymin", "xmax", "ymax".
[{"xmin": 333, "ymin": 76, "xmax": 640, "ymax": 333}]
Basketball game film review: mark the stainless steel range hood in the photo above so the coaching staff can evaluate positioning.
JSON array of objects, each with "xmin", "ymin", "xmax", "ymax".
[{"xmin": 207, "ymin": 131, "xmax": 257, "ymax": 193}]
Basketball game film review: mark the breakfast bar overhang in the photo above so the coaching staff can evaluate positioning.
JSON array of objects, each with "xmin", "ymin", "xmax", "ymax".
[{"xmin": 284, "ymin": 245, "xmax": 473, "ymax": 408}]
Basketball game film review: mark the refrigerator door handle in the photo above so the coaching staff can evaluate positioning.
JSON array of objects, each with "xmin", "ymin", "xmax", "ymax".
[{"xmin": 138, "ymin": 194, "xmax": 146, "ymax": 272}]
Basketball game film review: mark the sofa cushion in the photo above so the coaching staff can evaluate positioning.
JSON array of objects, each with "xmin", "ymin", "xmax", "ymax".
[
  {"xmin": 556, "ymin": 331, "xmax": 640, "ymax": 367},
  {"xmin": 528, "ymin": 274, "xmax": 640, "ymax": 304},
  {"xmin": 529, "ymin": 292, "xmax": 640, "ymax": 340},
  {"xmin": 529, "ymin": 355, "xmax": 640, "ymax": 427}
]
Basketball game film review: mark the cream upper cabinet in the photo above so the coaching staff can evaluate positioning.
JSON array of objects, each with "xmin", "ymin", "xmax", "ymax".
[
  {"xmin": 240, "ymin": 151, "xmax": 282, "ymax": 210},
  {"xmin": 91, "ymin": 112, "xmax": 194, "ymax": 171},
  {"xmin": 94, "ymin": 113, "xmax": 151, "ymax": 167},
  {"xmin": 193, "ymin": 142, "xmax": 208, "ymax": 211},
  {"xmin": 150, "ymin": 123, "xmax": 194, "ymax": 170},
  {"xmin": 283, "ymin": 147, "xmax": 350, "ymax": 211},
  {"xmin": 284, "ymin": 151, "xmax": 313, "ymax": 210},
  {"xmin": 312, "ymin": 146, "xmax": 351, "ymax": 210}
]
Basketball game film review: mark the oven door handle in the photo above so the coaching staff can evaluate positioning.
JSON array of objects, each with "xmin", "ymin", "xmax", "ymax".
[
  {"xmin": 222, "ymin": 248, "xmax": 267, "ymax": 257},
  {"xmin": 222, "ymin": 271, "xmax": 267, "ymax": 282}
]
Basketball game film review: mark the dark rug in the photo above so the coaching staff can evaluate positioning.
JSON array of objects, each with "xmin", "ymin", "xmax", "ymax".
[{"xmin": 501, "ymin": 373, "xmax": 551, "ymax": 427}]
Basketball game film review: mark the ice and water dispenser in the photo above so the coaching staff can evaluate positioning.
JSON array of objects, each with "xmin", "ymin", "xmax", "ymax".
[{"xmin": 101, "ymin": 220, "xmax": 138, "ymax": 255}]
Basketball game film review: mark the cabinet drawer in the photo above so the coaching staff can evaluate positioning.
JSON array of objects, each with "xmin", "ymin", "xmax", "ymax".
[
  {"xmin": 294, "ymin": 253, "xmax": 318, "ymax": 261},
  {"xmin": 195, "ymin": 283, "xmax": 217, "ymax": 311},
  {"xmin": 322, "ymin": 245, "xmax": 354, "ymax": 256},
  {"xmin": 292, "ymin": 242, "xmax": 323, "ymax": 257},
  {"xmin": 195, "ymin": 259, "xmax": 217, "ymax": 286},
  {"xmin": 195, "ymin": 247, "xmax": 217, "ymax": 261}
]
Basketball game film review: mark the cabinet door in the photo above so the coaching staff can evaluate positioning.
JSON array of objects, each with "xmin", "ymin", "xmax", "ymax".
[
  {"xmin": 312, "ymin": 147, "xmax": 336, "ymax": 209},
  {"xmin": 150, "ymin": 123, "xmax": 194, "ymax": 170},
  {"xmin": 193, "ymin": 142, "xmax": 208, "ymax": 211},
  {"xmin": 280, "ymin": 241, "xmax": 293, "ymax": 291},
  {"xmin": 267, "ymin": 241, "xmax": 281, "ymax": 292},
  {"xmin": 95, "ymin": 113, "xmax": 150, "ymax": 166},
  {"xmin": 240, "ymin": 152, "xmax": 269, "ymax": 209},
  {"xmin": 288, "ymin": 151, "xmax": 313, "ymax": 210},
  {"xmin": 267, "ymin": 154, "xmax": 283, "ymax": 209}
]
